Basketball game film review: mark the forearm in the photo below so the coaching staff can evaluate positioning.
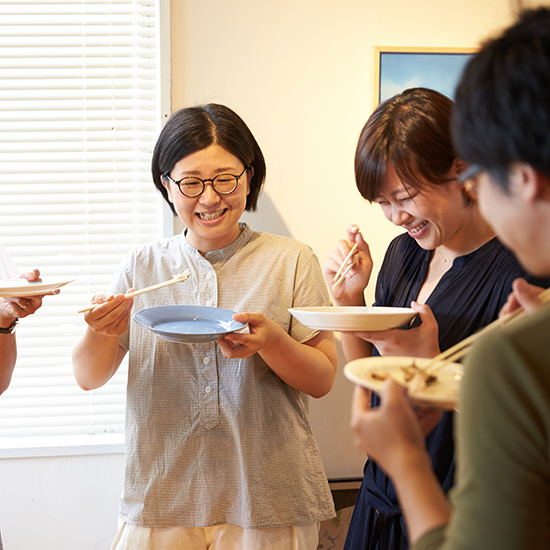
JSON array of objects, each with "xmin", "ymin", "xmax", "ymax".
[
  {"xmin": 0, "ymin": 334, "xmax": 16, "ymax": 395},
  {"xmin": 72, "ymin": 327, "xmax": 125, "ymax": 390},
  {"xmin": 259, "ymin": 328, "xmax": 337, "ymax": 398},
  {"xmin": 341, "ymin": 332, "xmax": 374, "ymax": 362},
  {"xmin": 391, "ymin": 448, "xmax": 451, "ymax": 544},
  {"xmin": 333, "ymin": 289, "xmax": 373, "ymax": 362}
]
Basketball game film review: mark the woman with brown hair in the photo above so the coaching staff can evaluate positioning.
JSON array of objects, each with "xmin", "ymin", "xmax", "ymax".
[
  {"xmin": 323, "ymin": 87, "xmax": 546, "ymax": 550},
  {"xmin": 349, "ymin": 8, "xmax": 550, "ymax": 549}
]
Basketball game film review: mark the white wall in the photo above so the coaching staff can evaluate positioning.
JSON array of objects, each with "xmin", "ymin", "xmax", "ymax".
[
  {"xmin": 1, "ymin": 1, "xmax": 536, "ymax": 548},
  {"xmin": 170, "ymin": 0, "xmax": 517, "ymax": 304},
  {"xmin": 170, "ymin": 0, "xmax": 521, "ymax": 480},
  {"xmin": 0, "ymin": 450, "xmax": 124, "ymax": 550}
]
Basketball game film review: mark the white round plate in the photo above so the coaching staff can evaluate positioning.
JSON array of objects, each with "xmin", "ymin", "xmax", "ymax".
[
  {"xmin": 288, "ymin": 306, "xmax": 416, "ymax": 331},
  {"xmin": 134, "ymin": 305, "xmax": 248, "ymax": 344},
  {"xmin": 0, "ymin": 278, "xmax": 75, "ymax": 298},
  {"xmin": 344, "ymin": 356, "xmax": 463, "ymax": 410}
]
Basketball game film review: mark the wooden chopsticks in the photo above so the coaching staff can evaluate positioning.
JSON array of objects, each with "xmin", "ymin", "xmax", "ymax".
[
  {"xmin": 332, "ymin": 243, "xmax": 359, "ymax": 290},
  {"xmin": 422, "ymin": 286, "xmax": 550, "ymax": 375},
  {"xmin": 78, "ymin": 269, "xmax": 191, "ymax": 313}
]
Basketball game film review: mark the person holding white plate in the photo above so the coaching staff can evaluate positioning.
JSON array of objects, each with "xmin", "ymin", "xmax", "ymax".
[
  {"xmin": 72, "ymin": 104, "xmax": 337, "ymax": 550},
  {"xmin": 350, "ymin": 7, "xmax": 550, "ymax": 549},
  {"xmin": 323, "ymin": 88, "xmax": 549, "ymax": 550},
  {"xmin": 0, "ymin": 244, "xmax": 46, "ymax": 550},
  {"xmin": 0, "ymin": 242, "xmax": 44, "ymax": 395}
]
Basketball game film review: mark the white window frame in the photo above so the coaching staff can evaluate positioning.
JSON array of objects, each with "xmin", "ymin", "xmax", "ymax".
[{"xmin": 0, "ymin": 0, "xmax": 172, "ymax": 459}]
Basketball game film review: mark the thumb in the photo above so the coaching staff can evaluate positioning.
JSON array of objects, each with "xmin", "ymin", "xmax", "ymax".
[
  {"xmin": 382, "ymin": 378, "xmax": 408, "ymax": 403},
  {"xmin": 232, "ymin": 312, "xmax": 257, "ymax": 324},
  {"xmin": 512, "ymin": 278, "xmax": 544, "ymax": 313},
  {"xmin": 410, "ymin": 301, "xmax": 434, "ymax": 323},
  {"xmin": 19, "ymin": 269, "xmax": 41, "ymax": 282}
]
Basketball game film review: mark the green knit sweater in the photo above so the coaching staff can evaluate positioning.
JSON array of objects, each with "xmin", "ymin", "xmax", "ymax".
[{"xmin": 413, "ymin": 306, "xmax": 550, "ymax": 550}]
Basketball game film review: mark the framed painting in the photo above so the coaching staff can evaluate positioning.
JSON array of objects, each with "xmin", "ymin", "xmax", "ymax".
[{"xmin": 374, "ymin": 47, "xmax": 477, "ymax": 108}]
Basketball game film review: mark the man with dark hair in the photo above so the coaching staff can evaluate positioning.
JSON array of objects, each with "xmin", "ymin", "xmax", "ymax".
[
  {"xmin": 350, "ymin": 7, "xmax": 550, "ymax": 550},
  {"xmin": 453, "ymin": 8, "xmax": 550, "ymax": 189}
]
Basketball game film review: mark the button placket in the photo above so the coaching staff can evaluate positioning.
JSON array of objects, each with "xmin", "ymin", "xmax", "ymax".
[
  {"xmin": 199, "ymin": 346, "xmax": 219, "ymax": 429},
  {"xmin": 197, "ymin": 262, "xmax": 219, "ymax": 430}
]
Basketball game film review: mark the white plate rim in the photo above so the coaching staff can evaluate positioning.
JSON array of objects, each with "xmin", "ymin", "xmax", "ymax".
[
  {"xmin": 288, "ymin": 306, "xmax": 416, "ymax": 331},
  {"xmin": 0, "ymin": 278, "xmax": 75, "ymax": 297}
]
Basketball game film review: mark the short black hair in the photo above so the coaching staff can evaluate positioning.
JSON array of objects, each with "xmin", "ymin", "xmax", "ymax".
[
  {"xmin": 152, "ymin": 104, "xmax": 266, "ymax": 214},
  {"xmin": 355, "ymin": 88, "xmax": 460, "ymax": 202},
  {"xmin": 453, "ymin": 7, "xmax": 550, "ymax": 192}
]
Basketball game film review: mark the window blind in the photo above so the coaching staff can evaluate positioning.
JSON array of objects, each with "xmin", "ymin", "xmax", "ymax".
[{"xmin": 0, "ymin": 0, "xmax": 164, "ymax": 447}]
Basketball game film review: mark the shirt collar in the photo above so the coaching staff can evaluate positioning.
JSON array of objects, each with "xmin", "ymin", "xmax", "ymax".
[{"xmin": 180, "ymin": 222, "xmax": 253, "ymax": 263}]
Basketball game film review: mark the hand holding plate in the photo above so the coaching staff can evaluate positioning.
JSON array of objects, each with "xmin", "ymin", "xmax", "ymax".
[
  {"xmin": 0, "ymin": 269, "xmax": 51, "ymax": 323},
  {"xmin": 217, "ymin": 312, "xmax": 271, "ymax": 359},
  {"xmin": 348, "ymin": 302, "xmax": 440, "ymax": 359},
  {"xmin": 351, "ymin": 381, "xmax": 427, "ymax": 473}
]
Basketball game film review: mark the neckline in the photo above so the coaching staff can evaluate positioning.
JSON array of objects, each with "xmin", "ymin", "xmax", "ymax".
[
  {"xmin": 430, "ymin": 236, "xmax": 498, "ymax": 267},
  {"xmin": 181, "ymin": 222, "xmax": 253, "ymax": 262}
]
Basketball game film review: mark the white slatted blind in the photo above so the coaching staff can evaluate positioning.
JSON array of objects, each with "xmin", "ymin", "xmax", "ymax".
[{"xmin": 0, "ymin": 0, "xmax": 164, "ymax": 447}]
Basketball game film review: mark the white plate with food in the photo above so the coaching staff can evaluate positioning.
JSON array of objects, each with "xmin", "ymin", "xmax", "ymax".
[
  {"xmin": 344, "ymin": 356, "xmax": 463, "ymax": 410},
  {"xmin": 0, "ymin": 278, "xmax": 75, "ymax": 298},
  {"xmin": 134, "ymin": 305, "xmax": 248, "ymax": 344},
  {"xmin": 288, "ymin": 306, "xmax": 416, "ymax": 331}
]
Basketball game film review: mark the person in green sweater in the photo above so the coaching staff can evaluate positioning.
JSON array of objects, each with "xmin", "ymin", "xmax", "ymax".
[{"xmin": 349, "ymin": 7, "xmax": 550, "ymax": 550}]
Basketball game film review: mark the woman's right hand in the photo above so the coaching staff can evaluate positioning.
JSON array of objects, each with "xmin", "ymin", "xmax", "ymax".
[
  {"xmin": 323, "ymin": 225, "xmax": 374, "ymax": 305},
  {"xmin": 83, "ymin": 290, "xmax": 135, "ymax": 338}
]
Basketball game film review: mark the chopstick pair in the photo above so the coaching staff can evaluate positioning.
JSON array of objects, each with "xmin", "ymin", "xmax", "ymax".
[
  {"xmin": 77, "ymin": 269, "xmax": 191, "ymax": 313},
  {"xmin": 421, "ymin": 286, "xmax": 550, "ymax": 375},
  {"xmin": 332, "ymin": 243, "xmax": 359, "ymax": 290}
]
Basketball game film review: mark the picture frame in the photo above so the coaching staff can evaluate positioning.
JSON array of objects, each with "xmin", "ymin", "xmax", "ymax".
[{"xmin": 374, "ymin": 47, "xmax": 477, "ymax": 108}]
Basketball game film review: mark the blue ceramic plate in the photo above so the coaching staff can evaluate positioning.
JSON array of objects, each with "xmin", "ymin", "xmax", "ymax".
[{"xmin": 133, "ymin": 305, "xmax": 247, "ymax": 344}]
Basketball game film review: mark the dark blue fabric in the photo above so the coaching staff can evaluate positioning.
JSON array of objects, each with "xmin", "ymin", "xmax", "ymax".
[{"xmin": 344, "ymin": 234, "xmax": 547, "ymax": 550}]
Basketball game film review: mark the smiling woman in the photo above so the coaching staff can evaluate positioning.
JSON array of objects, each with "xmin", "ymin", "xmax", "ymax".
[
  {"xmin": 161, "ymin": 145, "xmax": 252, "ymax": 253},
  {"xmin": 349, "ymin": 9, "xmax": 550, "ymax": 550},
  {"xmin": 72, "ymin": 103, "xmax": 338, "ymax": 550},
  {"xmin": 323, "ymin": 87, "xmax": 545, "ymax": 550}
]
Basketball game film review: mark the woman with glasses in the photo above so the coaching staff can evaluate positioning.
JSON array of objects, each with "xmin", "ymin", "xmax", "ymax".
[
  {"xmin": 323, "ymin": 87, "xmax": 547, "ymax": 550},
  {"xmin": 72, "ymin": 104, "xmax": 337, "ymax": 550},
  {"xmin": 350, "ymin": 7, "xmax": 550, "ymax": 549}
]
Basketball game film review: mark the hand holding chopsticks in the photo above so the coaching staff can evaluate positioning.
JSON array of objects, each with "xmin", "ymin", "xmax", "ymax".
[
  {"xmin": 78, "ymin": 269, "xmax": 191, "ymax": 313},
  {"xmin": 332, "ymin": 243, "xmax": 359, "ymax": 290},
  {"xmin": 421, "ymin": 286, "xmax": 550, "ymax": 375}
]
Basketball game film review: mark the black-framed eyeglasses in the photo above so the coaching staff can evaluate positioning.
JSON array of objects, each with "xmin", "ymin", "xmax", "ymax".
[
  {"xmin": 458, "ymin": 164, "xmax": 485, "ymax": 192},
  {"xmin": 162, "ymin": 167, "xmax": 248, "ymax": 198}
]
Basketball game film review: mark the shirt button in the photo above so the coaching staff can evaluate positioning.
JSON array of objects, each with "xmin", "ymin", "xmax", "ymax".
[
  {"xmin": 205, "ymin": 301, "xmax": 212, "ymax": 307},
  {"xmin": 205, "ymin": 386, "xmax": 211, "ymax": 393},
  {"xmin": 206, "ymin": 273, "xmax": 211, "ymax": 280},
  {"xmin": 203, "ymin": 357, "xmax": 210, "ymax": 365}
]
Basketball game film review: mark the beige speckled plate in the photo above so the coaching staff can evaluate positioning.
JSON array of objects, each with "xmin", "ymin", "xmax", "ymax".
[{"xmin": 344, "ymin": 356, "xmax": 463, "ymax": 410}]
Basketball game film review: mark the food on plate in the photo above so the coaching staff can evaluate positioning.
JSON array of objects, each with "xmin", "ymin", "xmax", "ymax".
[{"xmin": 369, "ymin": 360, "xmax": 438, "ymax": 390}]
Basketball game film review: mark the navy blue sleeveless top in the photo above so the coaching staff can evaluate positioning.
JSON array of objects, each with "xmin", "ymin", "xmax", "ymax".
[{"xmin": 344, "ymin": 234, "xmax": 545, "ymax": 550}]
